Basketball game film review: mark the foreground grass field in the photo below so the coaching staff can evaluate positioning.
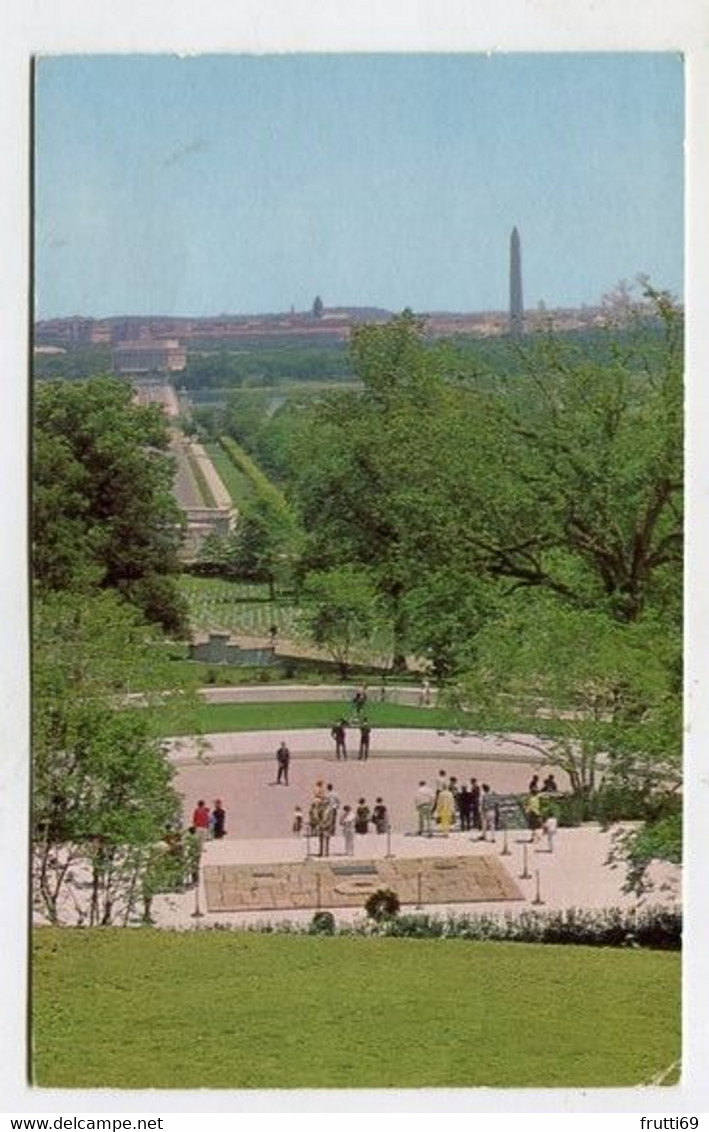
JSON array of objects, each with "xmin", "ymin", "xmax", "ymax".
[
  {"xmin": 33, "ymin": 928, "xmax": 680, "ymax": 1089},
  {"xmin": 153, "ymin": 699, "xmax": 461, "ymax": 737}
]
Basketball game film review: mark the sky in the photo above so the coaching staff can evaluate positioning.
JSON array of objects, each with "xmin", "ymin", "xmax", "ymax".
[{"xmin": 34, "ymin": 53, "xmax": 684, "ymax": 319}]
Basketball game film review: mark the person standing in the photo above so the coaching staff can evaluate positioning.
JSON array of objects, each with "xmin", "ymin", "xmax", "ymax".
[
  {"xmin": 340, "ymin": 805, "xmax": 356, "ymax": 856},
  {"xmin": 434, "ymin": 785, "xmax": 455, "ymax": 835},
  {"xmin": 415, "ymin": 780, "xmax": 435, "ymax": 836},
  {"xmin": 543, "ymin": 813, "xmax": 558, "ymax": 853},
  {"xmin": 352, "ymin": 685, "xmax": 368, "ymax": 715},
  {"xmin": 192, "ymin": 800, "xmax": 211, "ymax": 842},
  {"xmin": 309, "ymin": 796, "xmax": 332, "ymax": 857},
  {"xmin": 326, "ymin": 783, "xmax": 340, "ymax": 830},
  {"xmin": 525, "ymin": 791, "xmax": 542, "ymax": 843},
  {"xmin": 372, "ymin": 797, "xmax": 388, "ymax": 834},
  {"xmin": 331, "ymin": 719, "xmax": 348, "ymax": 760},
  {"xmin": 448, "ymin": 776, "xmax": 460, "ymax": 826},
  {"xmin": 355, "ymin": 798, "xmax": 371, "ymax": 834},
  {"xmin": 211, "ymin": 799, "xmax": 226, "ymax": 839},
  {"xmin": 458, "ymin": 784, "xmax": 472, "ymax": 831},
  {"xmin": 358, "ymin": 719, "xmax": 372, "ymax": 761},
  {"xmin": 470, "ymin": 778, "xmax": 482, "ymax": 831},
  {"xmin": 276, "ymin": 741, "xmax": 290, "ymax": 785},
  {"xmin": 321, "ymin": 796, "xmax": 337, "ymax": 857},
  {"xmin": 435, "ymin": 769, "xmax": 448, "ymax": 805},
  {"xmin": 480, "ymin": 784, "xmax": 497, "ymax": 842}
]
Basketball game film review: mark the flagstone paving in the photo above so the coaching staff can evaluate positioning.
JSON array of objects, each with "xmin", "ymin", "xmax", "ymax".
[{"xmin": 203, "ymin": 854, "xmax": 523, "ymax": 912}]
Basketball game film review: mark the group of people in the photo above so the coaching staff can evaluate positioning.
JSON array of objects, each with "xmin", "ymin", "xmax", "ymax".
[
  {"xmin": 293, "ymin": 780, "xmax": 390, "ymax": 857},
  {"xmin": 330, "ymin": 717, "xmax": 372, "ymax": 761},
  {"xmin": 413, "ymin": 769, "xmax": 562, "ymax": 845},
  {"xmin": 190, "ymin": 799, "xmax": 227, "ymax": 841},
  {"xmin": 414, "ymin": 772, "xmax": 499, "ymax": 838}
]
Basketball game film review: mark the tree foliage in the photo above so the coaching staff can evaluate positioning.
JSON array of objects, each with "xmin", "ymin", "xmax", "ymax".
[
  {"xmin": 454, "ymin": 592, "xmax": 681, "ymax": 796},
  {"xmin": 32, "ymin": 589, "xmax": 196, "ymax": 926},
  {"xmin": 34, "ymin": 377, "xmax": 188, "ymax": 633},
  {"xmin": 298, "ymin": 565, "xmax": 387, "ymax": 677},
  {"xmin": 293, "ymin": 295, "xmax": 682, "ymax": 633}
]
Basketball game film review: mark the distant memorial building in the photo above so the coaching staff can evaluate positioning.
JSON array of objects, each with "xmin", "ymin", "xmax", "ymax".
[
  {"xmin": 113, "ymin": 337, "xmax": 186, "ymax": 375},
  {"xmin": 509, "ymin": 226, "xmax": 524, "ymax": 338}
]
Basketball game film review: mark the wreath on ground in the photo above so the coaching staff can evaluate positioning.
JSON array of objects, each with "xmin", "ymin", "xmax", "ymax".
[{"xmin": 364, "ymin": 888, "xmax": 401, "ymax": 922}]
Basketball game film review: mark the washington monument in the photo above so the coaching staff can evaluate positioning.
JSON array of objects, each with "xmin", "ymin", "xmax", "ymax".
[{"xmin": 509, "ymin": 226, "xmax": 524, "ymax": 338}]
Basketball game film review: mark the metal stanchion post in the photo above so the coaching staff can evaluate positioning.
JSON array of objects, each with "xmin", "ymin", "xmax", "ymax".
[
  {"xmin": 191, "ymin": 850, "xmax": 204, "ymax": 919},
  {"xmin": 305, "ymin": 826, "xmax": 311, "ymax": 859},
  {"xmin": 500, "ymin": 826, "xmax": 511, "ymax": 856},
  {"xmin": 316, "ymin": 872, "xmax": 322, "ymax": 911},
  {"xmin": 416, "ymin": 871, "xmax": 423, "ymax": 910},
  {"xmin": 520, "ymin": 841, "xmax": 531, "ymax": 880},
  {"xmin": 385, "ymin": 821, "xmax": 394, "ymax": 859},
  {"xmin": 532, "ymin": 868, "xmax": 545, "ymax": 906}
]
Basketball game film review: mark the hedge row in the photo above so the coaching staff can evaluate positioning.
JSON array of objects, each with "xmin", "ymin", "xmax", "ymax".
[
  {"xmin": 233, "ymin": 904, "xmax": 681, "ymax": 950},
  {"xmin": 218, "ymin": 435, "xmax": 289, "ymax": 514}
]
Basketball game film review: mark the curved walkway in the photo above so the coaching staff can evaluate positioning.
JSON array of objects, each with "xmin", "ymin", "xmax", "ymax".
[
  {"xmin": 199, "ymin": 683, "xmax": 436, "ymax": 706},
  {"xmin": 167, "ymin": 726, "xmax": 551, "ymax": 767}
]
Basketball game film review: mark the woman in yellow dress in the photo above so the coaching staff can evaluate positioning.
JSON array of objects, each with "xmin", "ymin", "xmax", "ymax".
[{"xmin": 434, "ymin": 785, "xmax": 455, "ymax": 835}]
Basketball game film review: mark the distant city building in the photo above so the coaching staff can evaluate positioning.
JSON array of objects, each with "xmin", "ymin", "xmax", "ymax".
[
  {"xmin": 112, "ymin": 338, "xmax": 187, "ymax": 375},
  {"xmin": 509, "ymin": 226, "xmax": 524, "ymax": 338},
  {"xmin": 34, "ymin": 316, "xmax": 111, "ymax": 346}
]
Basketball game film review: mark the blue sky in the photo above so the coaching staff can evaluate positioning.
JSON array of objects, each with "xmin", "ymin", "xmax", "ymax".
[{"xmin": 34, "ymin": 53, "xmax": 684, "ymax": 318}]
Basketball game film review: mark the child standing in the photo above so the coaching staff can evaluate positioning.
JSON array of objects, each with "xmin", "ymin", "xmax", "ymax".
[{"xmin": 543, "ymin": 814, "xmax": 558, "ymax": 853}]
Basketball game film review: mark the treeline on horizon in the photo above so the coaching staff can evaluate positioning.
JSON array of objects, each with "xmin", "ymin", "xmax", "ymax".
[{"xmin": 31, "ymin": 315, "xmax": 670, "ymax": 389}]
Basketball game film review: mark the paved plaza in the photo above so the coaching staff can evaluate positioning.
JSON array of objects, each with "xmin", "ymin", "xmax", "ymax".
[
  {"xmin": 151, "ymin": 732, "xmax": 682, "ymax": 929},
  {"xmin": 172, "ymin": 730, "xmax": 562, "ymax": 841}
]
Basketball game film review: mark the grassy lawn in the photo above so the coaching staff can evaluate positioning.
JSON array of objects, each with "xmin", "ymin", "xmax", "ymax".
[
  {"xmin": 203, "ymin": 441, "xmax": 255, "ymax": 509},
  {"xmin": 153, "ymin": 699, "xmax": 461, "ymax": 737},
  {"xmin": 33, "ymin": 928, "xmax": 680, "ymax": 1089}
]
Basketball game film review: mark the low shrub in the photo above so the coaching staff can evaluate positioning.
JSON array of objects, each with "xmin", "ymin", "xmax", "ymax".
[
  {"xmin": 309, "ymin": 910, "xmax": 336, "ymax": 935},
  {"xmin": 541, "ymin": 787, "xmax": 681, "ymax": 829}
]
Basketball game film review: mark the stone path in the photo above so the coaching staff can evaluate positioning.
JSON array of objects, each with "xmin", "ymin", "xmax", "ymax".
[
  {"xmin": 203, "ymin": 854, "xmax": 523, "ymax": 913},
  {"xmin": 168, "ymin": 726, "xmax": 552, "ymax": 768}
]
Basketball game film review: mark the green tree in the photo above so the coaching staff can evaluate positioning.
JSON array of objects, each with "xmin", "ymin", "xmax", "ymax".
[
  {"xmin": 459, "ymin": 289, "xmax": 683, "ymax": 623},
  {"xmin": 293, "ymin": 312, "xmax": 468, "ymax": 666},
  {"xmin": 298, "ymin": 565, "xmax": 387, "ymax": 677},
  {"xmin": 401, "ymin": 570, "xmax": 500, "ymax": 678},
  {"xmin": 222, "ymin": 389, "xmax": 270, "ymax": 449},
  {"xmin": 228, "ymin": 497, "xmax": 302, "ymax": 599},
  {"xmin": 455, "ymin": 592, "xmax": 681, "ymax": 797},
  {"xmin": 32, "ymin": 589, "xmax": 198, "ymax": 926},
  {"xmin": 34, "ymin": 377, "xmax": 187, "ymax": 633}
]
